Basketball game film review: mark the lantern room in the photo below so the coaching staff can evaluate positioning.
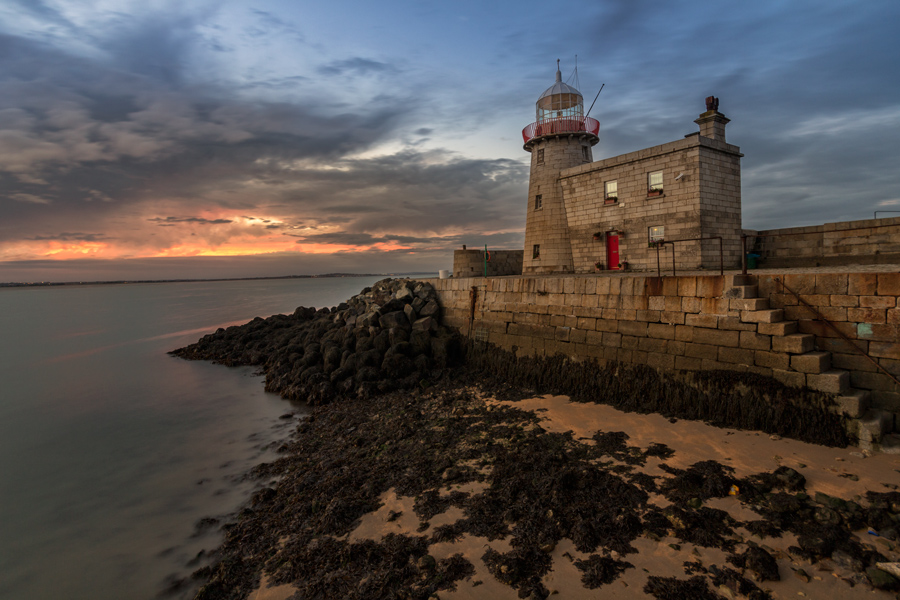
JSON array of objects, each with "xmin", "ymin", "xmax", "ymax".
[
  {"xmin": 536, "ymin": 68, "xmax": 584, "ymax": 121},
  {"xmin": 522, "ymin": 62, "xmax": 600, "ymax": 146}
]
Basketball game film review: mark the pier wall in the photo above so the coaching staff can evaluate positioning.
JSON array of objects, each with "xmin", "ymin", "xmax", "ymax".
[
  {"xmin": 429, "ymin": 272, "xmax": 900, "ymax": 424},
  {"xmin": 748, "ymin": 216, "xmax": 900, "ymax": 268}
]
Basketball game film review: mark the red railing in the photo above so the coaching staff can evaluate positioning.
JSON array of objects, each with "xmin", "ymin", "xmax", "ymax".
[{"xmin": 522, "ymin": 117, "xmax": 600, "ymax": 143}]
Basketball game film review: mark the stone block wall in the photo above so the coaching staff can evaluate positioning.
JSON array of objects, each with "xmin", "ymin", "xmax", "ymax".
[
  {"xmin": 697, "ymin": 143, "xmax": 742, "ymax": 266},
  {"xmin": 452, "ymin": 249, "xmax": 523, "ymax": 278},
  {"xmin": 558, "ymin": 135, "xmax": 743, "ymax": 273},
  {"xmin": 428, "ymin": 272, "xmax": 900, "ymax": 424},
  {"xmin": 749, "ymin": 216, "xmax": 900, "ymax": 268},
  {"xmin": 757, "ymin": 272, "xmax": 900, "ymax": 414}
]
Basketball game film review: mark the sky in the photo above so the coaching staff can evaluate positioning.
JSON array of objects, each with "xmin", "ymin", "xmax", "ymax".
[{"xmin": 1, "ymin": 0, "xmax": 899, "ymax": 282}]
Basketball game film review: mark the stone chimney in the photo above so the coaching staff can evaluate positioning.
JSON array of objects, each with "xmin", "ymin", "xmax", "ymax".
[{"xmin": 694, "ymin": 96, "xmax": 730, "ymax": 142}]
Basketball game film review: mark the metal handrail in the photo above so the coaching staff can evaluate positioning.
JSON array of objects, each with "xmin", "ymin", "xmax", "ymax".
[
  {"xmin": 741, "ymin": 221, "xmax": 900, "ymax": 275},
  {"xmin": 522, "ymin": 116, "xmax": 600, "ymax": 143},
  {"xmin": 653, "ymin": 236, "xmax": 723, "ymax": 277},
  {"xmin": 775, "ymin": 277, "xmax": 900, "ymax": 389}
]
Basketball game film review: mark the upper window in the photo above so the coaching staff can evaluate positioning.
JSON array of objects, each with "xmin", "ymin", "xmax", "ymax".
[
  {"xmin": 648, "ymin": 171, "xmax": 664, "ymax": 193},
  {"xmin": 534, "ymin": 194, "xmax": 543, "ymax": 210},
  {"xmin": 532, "ymin": 244, "xmax": 540, "ymax": 259},
  {"xmin": 536, "ymin": 148, "xmax": 544, "ymax": 165},
  {"xmin": 604, "ymin": 180, "xmax": 618, "ymax": 204}
]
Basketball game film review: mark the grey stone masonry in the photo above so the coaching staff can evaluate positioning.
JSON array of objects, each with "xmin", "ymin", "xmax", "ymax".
[
  {"xmin": 429, "ymin": 270, "xmax": 900, "ymax": 449},
  {"xmin": 558, "ymin": 132, "xmax": 743, "ymax": 274},
  {"xmin": 523, "ymin": 135, "xmax": 596, "ymax": 274}
]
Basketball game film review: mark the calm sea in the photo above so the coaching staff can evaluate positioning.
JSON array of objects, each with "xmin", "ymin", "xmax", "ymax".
[{"xmin": 0, "ymin": 275, "xmax": 389, "ymax": 600}]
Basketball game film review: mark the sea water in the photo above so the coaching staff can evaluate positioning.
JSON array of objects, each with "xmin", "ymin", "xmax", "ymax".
[{"xmin": 0, "ymin": 276, "xmax": 389, "ymax": 600}]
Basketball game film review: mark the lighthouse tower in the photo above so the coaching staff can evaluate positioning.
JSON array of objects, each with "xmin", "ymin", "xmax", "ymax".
[{"xmin": 522, "ymin": 63, "xmax": 599, "ymax": 274}]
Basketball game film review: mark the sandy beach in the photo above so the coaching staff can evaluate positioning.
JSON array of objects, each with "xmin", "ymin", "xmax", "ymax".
[{"xmin": 243, "ymin": 391, "xmax": 900, "ymax": 600}]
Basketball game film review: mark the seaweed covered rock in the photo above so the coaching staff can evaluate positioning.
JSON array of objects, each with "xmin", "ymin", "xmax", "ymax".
[{"xmin": 171, "ymin": 279, "xmax": 461, "ymax": 405}]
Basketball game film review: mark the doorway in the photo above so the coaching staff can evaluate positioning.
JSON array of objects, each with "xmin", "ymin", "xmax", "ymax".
[{"xmin": 606, "ymin": 234, "xmax": 620, "ymax": 270}]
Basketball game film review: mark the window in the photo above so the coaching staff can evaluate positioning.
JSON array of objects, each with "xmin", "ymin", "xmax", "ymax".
[
  {"xmin": 534, "ymin": 194, "xmax": 543, "ymax": 210},
  {"xmin": 648, "ymin": 171, "xmax": 663, "ymax": 193},
  {"xmin": 536, "ymin": 148, "xmax": 544, "ymax": 165},
  {"xmin": 532, "ymin": 244, "xmax": 540, "ymax": 259},
  {"xmin": 649, "ymin": 226, "xmax": 665, "ymax": 242},
  {"xmin": 582, "ymin": 146, "xmax": 590, "ymax": 161},
  {"xmin": 604, "ymin": 180, "xmax": 618, "ymax": 204}
]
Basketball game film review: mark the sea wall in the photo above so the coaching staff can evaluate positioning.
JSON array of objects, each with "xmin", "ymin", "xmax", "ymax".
[
  {"xmin": 452, "ymin": 249, "xmax": 523, "ymax": 278},
  {"xmin": 429, "ymin": 272, "xmax": 900, "ymax": 430},
  {"xmin": 748, "ymin": 216, "xmax": 900, "ymax": 268}
]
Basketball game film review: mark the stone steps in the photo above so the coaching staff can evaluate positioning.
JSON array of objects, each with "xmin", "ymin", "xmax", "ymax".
[
  {"xmin": 726, "ymin": 276, "xmax": 900, "ymax": 446},
  {"xmin": 730, "ymin": 275, "xmax": 871, "ymax": 432}
]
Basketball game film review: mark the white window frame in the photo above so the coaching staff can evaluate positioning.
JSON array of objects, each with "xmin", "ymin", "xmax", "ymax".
[
  {"xmin": 648, "ymin": 170, "xmax": 663, "ymax": 192},
  {"xmin": 649, "ymin": 226, "xmax": 665, "ymax": 242},
  {"xmin": 604, "ymin": 180, "xmax": 618, "ymax": 203}
]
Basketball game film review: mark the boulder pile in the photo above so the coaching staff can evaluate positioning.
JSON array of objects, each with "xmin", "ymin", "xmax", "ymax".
[{"xmin": 171, "ymin": 278, "xmax": 462, "ymax": 405}]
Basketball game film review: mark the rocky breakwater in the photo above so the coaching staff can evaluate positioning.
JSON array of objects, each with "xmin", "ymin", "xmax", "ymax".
[{"xmin": 170, "ymin": 278, "xmax": 462, "ymax": 405}]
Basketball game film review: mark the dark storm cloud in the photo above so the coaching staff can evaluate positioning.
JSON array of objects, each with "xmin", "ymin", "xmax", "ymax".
[
  {"xmin": 0, "ymin": 20, "xmax": 528, "ymax": 269},
  {"xmin": 148, "ymin": 217, "xmax": 234, "ymax": 225},
  {"xmin": 26, "ymin": 232, "xmax": 112, "ymax": 242},
  {"xmin": 317, "ymin": 58, "xmax": 397, "ymax": 77}
]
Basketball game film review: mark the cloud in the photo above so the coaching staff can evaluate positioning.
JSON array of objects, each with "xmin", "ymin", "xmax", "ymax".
[
  {"xmin": 26, "ymin": 232, "xmax": 111, "ymax": 241},
  {"xmin": 149, "ymin": 216, "xmax": 234, "ymax": 225},
  {"xmin": 9, "ymin": 192, "xmax": 51, "ymax": 204},
  {"xmin": 317, "ymin": 58, "xmax": 397, "ymax": 77}
]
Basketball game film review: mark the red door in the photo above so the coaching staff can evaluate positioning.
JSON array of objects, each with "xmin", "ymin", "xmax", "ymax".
[{"xmin": 606, "ymin": 234, "xmax": 620, "ymax": 270}]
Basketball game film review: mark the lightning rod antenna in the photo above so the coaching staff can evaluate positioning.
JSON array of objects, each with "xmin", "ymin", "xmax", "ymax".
[{"xmin": 585, "ymin": 84, "xmax": 604, "ymax": 118}]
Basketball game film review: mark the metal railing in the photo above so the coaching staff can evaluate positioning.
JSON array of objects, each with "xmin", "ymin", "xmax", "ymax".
[
  {"xmin": 775, "ymin": 277, "xmax": 900, "ymax": 389},
  {"xmin": 652, "ymin": 236, "xmax": 723, "ymax": 277},
  {"xmin": 522, "ymin": 116, "xmax": 600, "ymax": 143},
  {"xmin": 741, "ymin": 221, "xmax": 900, "ymax": 275}
]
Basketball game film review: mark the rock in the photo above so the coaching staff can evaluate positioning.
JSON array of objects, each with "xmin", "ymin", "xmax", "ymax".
[
  {"xmin": 797, "ymin": 533, "xmax": 835, "ymax": 557},
  {"xmin": 866, "ymin": 565, "xmax": 900, "ymax": 590},
  {"xmin": 417, "ymin": 554, "xmax": 436, "ymax": 571},
  {"xmin": 413, "ymin": 316, "xmax": 437, "ymax": 332},
  {"xmin": 831, "ymin": 550, "xmax": 864, "ymax": 572},
  {"xmin": 388, "ymin": 327, "xmax": 409, "ymax": 345},
  {"xmin": 740, "ymin": 546, "xmax": 780, "ymax": 581},
  {"xmin": 403, "ymin": 303, "xmax": 417, "ymax": 325},
  {"xmin": 420, "ymin": 299, "xmax": 440, "ymax": 318},
  {"xmin": 876, "ymin": 563, "xmax": 900, "ymax": 578},
  {"xmin": 379, "ymin": 310, "xmax": 410, "ymax": 330},
  {"xmin": 395, "ymin": 286, "xmax": 413, "ymax": 301},
  {"xmin": 793, "ymin": 568, "xmax": 810, "ymax": 583},
  {"xmin": 772, "ymin": 466, "xmax": 806, "ymax": 490}
]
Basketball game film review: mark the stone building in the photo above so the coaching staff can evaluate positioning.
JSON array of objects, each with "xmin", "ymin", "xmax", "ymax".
[
  {"xmin": 451, "ymin": 68, "xmax": 746, "ymax": 277},
  {"xmin": 522, "ymin": 70, "xmax": 744, "ymax": 274}
]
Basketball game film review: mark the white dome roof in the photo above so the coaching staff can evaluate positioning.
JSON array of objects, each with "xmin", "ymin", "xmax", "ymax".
[{"xmin": 538, "ymin": 69, "xmax": 583, "ymax": 101}]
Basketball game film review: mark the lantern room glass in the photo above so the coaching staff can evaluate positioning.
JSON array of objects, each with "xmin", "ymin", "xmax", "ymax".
[{"xmin": 537, "ymin": 92, "xmax": 584, "ymax": 121}]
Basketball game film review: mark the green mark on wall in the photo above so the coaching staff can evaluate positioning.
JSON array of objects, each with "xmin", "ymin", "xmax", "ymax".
[{"xmin": 857, "ymin": 322, "xmax": 873, "ymax": 337}]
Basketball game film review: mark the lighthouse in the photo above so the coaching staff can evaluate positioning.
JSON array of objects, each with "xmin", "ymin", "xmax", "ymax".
[{"xmin": 521, "ymin": 63, "xmax": 599, "ymax": 274}]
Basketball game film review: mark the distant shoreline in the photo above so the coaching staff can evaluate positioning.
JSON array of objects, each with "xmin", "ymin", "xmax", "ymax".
[{"xmin": 0, "ymin": 272, "xmax": 436, "ymax": 288}]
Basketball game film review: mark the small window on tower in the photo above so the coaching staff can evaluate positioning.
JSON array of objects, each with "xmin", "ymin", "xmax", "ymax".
[
  {"xmin": 582, "ymin": 146, "xmax": 590, "ymax": 161},
  {"xmin": 604, "ymin": 181, "xmax": 618, "ymax": 204},
  {"xmin": 648, "ymin": 171, "xmax": 664, "ymax": 194},
  {"xmin": 532, "ymin": 244, "xmax": 540, "ymax": 259},
  {"xmin": 534, "ymin": 194, "xmax": 543, "ymax": 210},
  {"xmin": 536, "ymin": 149, "xmax": 544, "ymax": 165}
]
